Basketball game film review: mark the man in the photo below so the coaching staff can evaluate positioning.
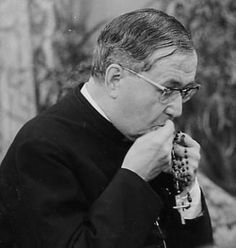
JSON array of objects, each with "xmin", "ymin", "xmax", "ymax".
[{"xmin": 0, "ymin": 8, "xmax": 213, "ymax": 248}]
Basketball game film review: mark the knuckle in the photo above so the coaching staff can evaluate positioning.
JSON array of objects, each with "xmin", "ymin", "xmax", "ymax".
[
  {"xmin": 192, "ymin": 162, "xmax": 199, "ymax": 170},
  {"xmin": 195, "ymin": 152, "xmax": 201, "ymax": 161},
  {"xmin": 195, "ymin": 143, "xmax": 201, "ymax": 151},
  {"xmin": 174, "ymin": 145, "xmax": 180, "ymax": 154},
  {"xmin": 162, "ymin": 145, "xmax": 171, "ymax": 155},
  {"xmin": 167, "ymin": 119, "xmax": 175, "ymax": 130}
]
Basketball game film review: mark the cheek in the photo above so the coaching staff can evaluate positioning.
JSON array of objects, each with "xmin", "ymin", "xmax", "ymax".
[
  {"xmin": 118, "ymin": 83, "xmax": 164, "ymax": 123},
  {"xmin": 126, "ymin": 97, "xmax": 164, "ymax": 123},
  {"xmin": 145, "ymin": 102, "xmax": 165, "ymax": 121}
]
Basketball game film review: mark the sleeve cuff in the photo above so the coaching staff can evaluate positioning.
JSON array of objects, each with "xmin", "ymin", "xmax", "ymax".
[{"xmin": 178, "ymin": 178, "xmax": 202, "ymax": 219}]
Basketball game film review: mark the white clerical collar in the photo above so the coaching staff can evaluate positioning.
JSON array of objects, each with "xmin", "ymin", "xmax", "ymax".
[{"xmin": 80, "ymin": 78, "xmax": 111, "ymax": 122}]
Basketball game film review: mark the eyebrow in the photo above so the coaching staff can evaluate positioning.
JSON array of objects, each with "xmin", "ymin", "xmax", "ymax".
[{"xmin": 163, "ymin": 80, "xmax": 197, "ymax": 89}]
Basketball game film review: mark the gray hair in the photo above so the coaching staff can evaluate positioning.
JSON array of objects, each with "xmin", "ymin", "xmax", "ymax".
[{"xmin": 91, "ymin": 8, "xmax": 194, "ymax": 81}]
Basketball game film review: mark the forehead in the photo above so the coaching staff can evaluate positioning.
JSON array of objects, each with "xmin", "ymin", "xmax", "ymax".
[
  {"xmin": 149, "ymin": 47, "xmax": 198, "ymax": 69},
  {"xmin": 147, "ymin": 47, "xmax": 198, "ymax": 86}
]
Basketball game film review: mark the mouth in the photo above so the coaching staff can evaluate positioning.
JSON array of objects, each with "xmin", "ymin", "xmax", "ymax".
[{"xmin": 131, "ymin": 120, "xmax": 171, "ymax": 139}]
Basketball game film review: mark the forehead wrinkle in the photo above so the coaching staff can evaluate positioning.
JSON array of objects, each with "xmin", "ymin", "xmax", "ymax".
[
  {"xmin": 144, "ymin": 48, "xmax": 178, "ymax": 71},
  {"xmin": 154, "ymin": 55, "xmax": 197, "ymax": 79},
  {"xmin": 152, "ymin": 67, "xmax": 196, "ymax": 87},
  {"xmin": 150, "ymin": 50, "xmax": 197, "ymax": 73},
  {"xmin": 142, "ymin": 50, "xmax": 197, "ymax": 88},
  {"xmin": 168, "ymin": 66, "xmax": 196, "ymax": 77}
]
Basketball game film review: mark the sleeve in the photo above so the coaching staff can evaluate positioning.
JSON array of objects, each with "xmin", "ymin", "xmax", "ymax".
[
  {"xmin": 162, "ymin": 190, "xmax": 214, "ymax": 248},
  {"xmin": 15, "ymin": 139, "xmax": 163, "ymax": 248},
  {"xmin": 177, "ymin": 178, "xmax": 202, "ymax": 220},
  {"xmin": 149, "ymin": 173, "xmax": 213, "ymax": 248}
]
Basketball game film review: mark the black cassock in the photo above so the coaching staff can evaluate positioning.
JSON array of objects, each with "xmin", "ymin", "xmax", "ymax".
[{"xmin": 0, "ymin": 85, "xmax": 213, "ymax": 248}]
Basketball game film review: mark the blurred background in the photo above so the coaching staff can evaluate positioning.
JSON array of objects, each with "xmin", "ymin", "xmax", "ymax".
[{"xmin": 0, "ymin": 0, "xmax": 236, "ymax": 247}]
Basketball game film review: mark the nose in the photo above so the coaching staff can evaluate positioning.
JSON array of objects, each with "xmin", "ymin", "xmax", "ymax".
[{"xmin": 164, "ymin": 94, "xmax": 183, "ymax": 118}]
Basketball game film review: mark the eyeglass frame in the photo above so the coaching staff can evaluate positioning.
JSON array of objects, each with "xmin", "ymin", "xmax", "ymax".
[{"xmin": 121, "ymin": 66, "xmax": 200, "ymax": 103}]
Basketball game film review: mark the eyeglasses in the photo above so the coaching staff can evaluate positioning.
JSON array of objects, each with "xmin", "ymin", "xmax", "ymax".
[{"xmin": 122, "ymin": 66, "xmax": 200, "ymax": 104}]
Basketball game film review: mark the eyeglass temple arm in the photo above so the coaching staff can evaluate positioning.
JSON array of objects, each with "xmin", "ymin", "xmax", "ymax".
[{"xmin": 122, "ymin": 67, "xmax": 167, "ymax": 91}]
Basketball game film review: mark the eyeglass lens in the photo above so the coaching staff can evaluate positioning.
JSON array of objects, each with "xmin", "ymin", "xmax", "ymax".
[{"xmin": 160, "ymin": 87, "xmax": 199, "ymax": 103}]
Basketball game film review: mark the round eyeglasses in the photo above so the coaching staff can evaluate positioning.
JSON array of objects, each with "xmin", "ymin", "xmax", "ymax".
[{"xmin": 122, "ymin": 66, "xmax": 200, "ymax": 104}]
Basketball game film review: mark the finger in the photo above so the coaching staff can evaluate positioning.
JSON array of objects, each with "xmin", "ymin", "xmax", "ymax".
[
  {"xmin": 174, "ymin": 132, "xmax": 200, "ymax": 149},
  {"xmin": 155, "ymin": 119, "xmax": 175, "ymax": 140},
  {"xmin": 173, "ymin": 144, "xmax": 200, "ymax": 161},
  {"xmin": 142, "ymin": 120, "xmax": 175, "ymax": 144},
  {"xmin": 144, "ymin": 121, "xmax": 175, "ymax": 150},
  {"xmin": 172, "ymin": 159, "xmax": 198, "ymax": 173},
  {"xmin": 162, "ymin": 153, "xmax": 172, "ymax": 172},
  {"xmin": 172, "ymin": 161, "xmax": 197, "ymax": 186}
]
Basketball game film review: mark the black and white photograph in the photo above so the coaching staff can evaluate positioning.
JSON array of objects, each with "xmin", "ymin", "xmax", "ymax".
[{"xmin": 0, "ymin": 0, "xmax": 236, "ymax": 247}]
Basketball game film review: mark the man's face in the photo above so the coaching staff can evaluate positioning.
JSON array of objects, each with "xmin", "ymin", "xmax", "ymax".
[{"xmin": 113, "ymin": 47, "xmax": 198, "ymax": 139}]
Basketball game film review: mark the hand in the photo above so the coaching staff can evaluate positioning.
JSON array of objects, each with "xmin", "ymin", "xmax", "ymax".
[
  {"xmin": 172, "ymin": 132, "xmax": 201, "ymax": 190},
  {"xmin": 122, "ymin": 120, "xmax": 175, "ymax": 182}
]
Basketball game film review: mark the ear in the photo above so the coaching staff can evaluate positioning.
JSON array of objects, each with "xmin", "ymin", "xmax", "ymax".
[{"xmin": 104, "ymin": 64, "xmax": 124, "ymax": 98}]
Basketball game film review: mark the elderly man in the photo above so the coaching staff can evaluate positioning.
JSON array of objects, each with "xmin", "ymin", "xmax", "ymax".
[{"xmin": 0, "ymin": 8, "xmax": 213, "ymax": 248}]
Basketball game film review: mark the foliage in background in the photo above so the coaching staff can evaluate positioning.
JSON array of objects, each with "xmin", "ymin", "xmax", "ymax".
[
  {"xmin": 34, "ymin": 0, "xmax": 236, "ymax": 195},
  {"xmin": 33, "ymin": 1, "xmax": 106, "ymax": 112}
]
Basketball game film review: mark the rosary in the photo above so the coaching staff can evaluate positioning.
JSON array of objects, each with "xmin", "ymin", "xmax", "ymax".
[
  {"xmin": 153, "ymin": 131, "xmax": 194, "ymax": 247},
  {"xmin": 171, "ymin": 131, "xmax": 192, "ymax": 224}
]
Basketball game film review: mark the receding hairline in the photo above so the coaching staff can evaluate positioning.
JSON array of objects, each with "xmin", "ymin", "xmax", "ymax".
[
  {"xmin": 91, "ymin": 8, "xmax": 195, "ymax": 80},
  {"xmin": 141, "ymin": 46, "xmax": 197, "ymax": 72}
]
